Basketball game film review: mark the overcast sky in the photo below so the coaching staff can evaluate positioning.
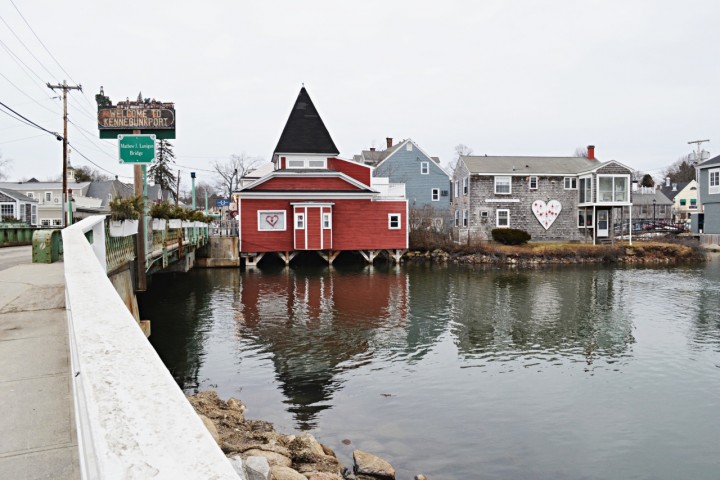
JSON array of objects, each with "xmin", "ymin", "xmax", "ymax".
[{"xmin": 1, "ymin": 0, "xmax": 718, "ymax": 190}]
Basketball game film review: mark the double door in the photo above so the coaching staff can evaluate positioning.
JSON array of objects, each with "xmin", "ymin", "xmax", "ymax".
[{"xmin": 294, "ymin": 205, "xmax": 332, "ymax": 250}]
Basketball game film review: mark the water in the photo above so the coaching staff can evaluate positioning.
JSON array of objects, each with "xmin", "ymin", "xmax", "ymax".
[{"xmin": 143, "ymin": 256, "xmax": 720, "ymax": 480}]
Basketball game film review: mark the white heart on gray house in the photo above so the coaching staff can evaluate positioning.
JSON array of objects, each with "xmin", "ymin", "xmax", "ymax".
[{"xmin": 532, "ymin": 200, "xmax": 562, "ymax": 230}]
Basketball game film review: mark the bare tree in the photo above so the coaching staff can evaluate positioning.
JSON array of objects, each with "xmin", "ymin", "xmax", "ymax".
[
  {"xmin": 663, "ymin": 156, "xmax": 697, "ymax": 183},
  {"xmin": 213, "ymin": 153, "xmax": 262, "ymax": 198},
  {"xmin": 449, "ymin": 144, "xmax": 473, "ymax": 173},
  {"xmin": 574, "ymin": 146, "xmax": 588, "ymax": 157},
  {"xmin": 74, "ymin": 165, "xmax": 110, "ymax": 182},
  {"xmin": 0, "ymin": 153, "xmax": 12, "ymax": 181}
]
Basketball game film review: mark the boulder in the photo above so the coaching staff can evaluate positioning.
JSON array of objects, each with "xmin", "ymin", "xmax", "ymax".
[
  {"xmin": 353, "ymin": 450, "xmax": 395, "ymax": 479},
  {"xmin": 243, "ymin": 448, "xmax": 292, "ymax": 468},
  {"xmin": 304, "ymin": 473, "xmax": 343, "ymax": 480},
  {"xmin": 245, "ymin": 456, "xmax": 271, "ymax": 480},
  {"xmin": 270, "ymin": 465, "xmax": 306, "ymax": 480},
  {"xmin": 227, "ymin": 455, "xmax": 246, "ymax": 479},
  {"xmin": 199, "ymin": 414, "xmax": 220, "ymax": 444}
]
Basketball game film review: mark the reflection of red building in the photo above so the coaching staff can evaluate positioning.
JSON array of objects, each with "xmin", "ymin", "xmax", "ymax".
[{"xmin": 236, "ymin": 88, "xmax": 407, "ymax": 268}]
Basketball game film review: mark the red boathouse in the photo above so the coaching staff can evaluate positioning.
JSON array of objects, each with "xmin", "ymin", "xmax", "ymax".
[{"xmin": 235, "ymin": 87, "xmax": 408, "ymax": 267}]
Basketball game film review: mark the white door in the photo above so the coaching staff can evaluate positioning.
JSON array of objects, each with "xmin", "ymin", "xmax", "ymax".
[{"xmin": 597, "ymin": 210, "xmax": 609, "ymax": 237}]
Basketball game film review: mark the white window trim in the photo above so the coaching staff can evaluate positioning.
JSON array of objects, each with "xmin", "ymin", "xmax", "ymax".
[
  {"xmin": 454, "ymin": 210, "xmax": 459, "ymax": 227},
  {"xmin": 257, "ymin": 210, "xmax": 287, "ymax": 231},
  {"xmin": 496, "ymin": 209, "xmax": 510, "ymax": 228},
  {"xmin": 462, "ymin": 209, "xmax": 468, "ymax": 227},
  {"xmin": 463, "ymin": 177, "xmax": 469, "ymax": 195},
  {"xmin": 494, "ymin": 176, "xmax": 512, "ymax": 195},
  {"xmin": 454, "ymin": 180, "xmax": 459, "ymax": 198},
  {"xmin": 597, "ymin": 174, "xmax": 630, "ymax": 203},
  {"xmin": 709, "ymin": 168, "xmax": 720, "ymax": 195},
  {"xmin": 322, "ymin": 212, "xmax": 332, "ymax": 229},
  {"xmin": 528, "ymin": 176, "xmax": 538, "ymax": 190},
  {"xmin": 44, "ymin": 191, "xmax": 52, "ymax": 202},
  {"xmin": 388, "ymin": 213, "xmax": 401, "ymax": 230},
  {"xmin": 25, "ymin": 192, "xmax": 34, "ymax": 199},
  {"xmin": 564, "ymin": 177, "xmax": 578, "ymax": 190},
  {"xmin": 579, "ymin": 176, "xmax": 593, "ymax": 204},
  {"xmin": 294, "ymin": 213, "xmax": 305, "ymax": 229},
  {"xmin": 41, "ymin": 219, "xmax": 51, "ymax": 226},
  {"xmin": 420, "ymin": 162, "xmax": 429, "ymax": 175},
  {"xmin": 431, "ymin": 188, "xmax": 440, "ymax": 201},
  {"xmin": 52, "ymin": 219, "xmax": 62, "ymax": 226},
  {"xmin": 1, "ymin": 203, "xmax": 15, "ymax": 218}
]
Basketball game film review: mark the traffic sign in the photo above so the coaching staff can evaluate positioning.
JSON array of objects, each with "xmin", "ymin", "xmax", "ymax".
[
  {"xmin": 118, "ymin": 134, "xmax": 156, "ymax": 164},
  {"xmin": 216, "ymin": 198, "xmax": 230, "ymax": 207}
]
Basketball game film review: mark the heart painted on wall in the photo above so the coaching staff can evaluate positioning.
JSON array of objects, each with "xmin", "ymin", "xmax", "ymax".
[
  {"xmin": 265, "ymin": 215, "xmax": 279, "ymax": 227},
  {"xmin": 532, "ymin": 200, "xmax": 562, "ymax": 230}
]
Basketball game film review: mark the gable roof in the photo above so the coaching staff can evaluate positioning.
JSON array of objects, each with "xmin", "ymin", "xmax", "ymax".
[
  {"xmin": 631, "ymin": 189, "xmax": 673, "ymax": 206},
  {"xmin": 659, "ymin": 181, "xmax": 692, "ymax": 200},
  {"xmin": 273, "ymin": 87, "xmax": 339, "ymax": 157},
  {"xmin": 699, "ymin": 154, "xmax": 720, "ymax": 169},
  {"xmin": 0, "ymin": 188, "xmax": 37, "ymax": 203},
  {"xmin": 461, "ymin": 155, "xmax": 598, "ymax": 175},
  {"xmin": 238, "ymin": 170, "xmax": 375, "ymax": 194}
]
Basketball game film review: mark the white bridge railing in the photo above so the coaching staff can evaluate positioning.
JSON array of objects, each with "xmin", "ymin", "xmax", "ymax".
[{"xmin": 62, "ymin": 216, "xmax": 239, "ymax": 479}]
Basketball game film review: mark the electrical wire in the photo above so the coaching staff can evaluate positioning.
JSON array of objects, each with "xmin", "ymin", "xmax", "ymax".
[
  {"xmin": 0, "ymin": 100, "xmax": 62, "ymax": 139},
  {"xmin": 0, "ymin": 70, "xmax": 58, "ymax": 115},
  {"xmin": 0, "ymin": 13, "xmax": 57, "ymax": 81},
  {"xmin": 0, "ymin": 133, "xmax": 44, "ymax": 145}
]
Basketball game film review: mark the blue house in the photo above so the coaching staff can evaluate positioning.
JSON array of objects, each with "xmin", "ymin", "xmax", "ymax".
[
  {"xmin": 354, "ymin": 138, "xmax": 451, "ymax": 230},
  {"xmin": 697, "ymin": 154, "xmax": 720, "ymax": 233}
]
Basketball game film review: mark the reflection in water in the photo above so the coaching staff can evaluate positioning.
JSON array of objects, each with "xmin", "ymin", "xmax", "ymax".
[
  {"xmin": 142, "ymin": 259, "xmax": 720, "ymax": 480},
  {"xmin": 237, "ymin": 265, "xmax": 409, "ymax": 429},
  {"xmin": 450, "ymin": 268, "xmax": 635, "ymax": 369}
]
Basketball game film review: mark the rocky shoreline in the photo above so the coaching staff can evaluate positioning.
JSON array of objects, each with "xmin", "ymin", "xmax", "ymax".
[
  {"xmin": 403, "ymin": 240, "xmax": 706, "ymax": 267},
  {"xmin": 189, "ymin": 390, "xmax": 423, "ymax": 480}
]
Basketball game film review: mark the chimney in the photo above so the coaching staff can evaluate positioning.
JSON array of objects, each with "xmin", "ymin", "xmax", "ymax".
[
  {"xmin": 672, "ymin": 183, "xmax": 677, "ymax": 192},
  {"xmin": 386, "ymin": 137, "xmax": 393, "ymax": 149},
  {"xmin": 665, "ymin": 177, "xmax": 671, "ymax": 187},
  {"xmin": 370, "ymin": 147, "xmax": 375, "ymax": 152},
  {"xmin": 632, "ymin": 180, "xmax": 638, "ymax": 192},
  {"xmin": 587, "ymin": 145, "xmax": 595, "ymax": 160}
]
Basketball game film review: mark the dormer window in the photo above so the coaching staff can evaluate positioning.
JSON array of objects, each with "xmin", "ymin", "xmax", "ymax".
[{"xmin": 285, "ymin": 157, "xmax": 327, "ymax": 169}]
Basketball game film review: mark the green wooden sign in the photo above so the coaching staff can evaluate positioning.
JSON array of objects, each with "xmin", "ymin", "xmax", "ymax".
[{"xmin": 118, "ymin": 134, "xmax": 156, "ymax": 164}]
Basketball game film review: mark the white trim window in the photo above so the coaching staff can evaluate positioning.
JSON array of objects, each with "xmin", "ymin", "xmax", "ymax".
[
  {"xmin": 598, "ymin": 175, "xmax": 629, "ymax": 202},
  {"xmin": 529, "ymin": 176, "xmax": 538, "ymax": 190},
  {"xmin": 496, "ymin": 209, "xmax": 510, "ymax": 228},
  {"xmin": 577, "ymin": 211, "xmax": 593, "ymax": 228},
  {"xmin": 294, "ymin": 213, "xmax": 305, "ymax": 229},
  {"xmin": 388, "ymin": 213, "xmax": 401, "ymax": 230},
  {"xmin": 454, "ymin": 180, "xmax": 459, "ymax": 198},
  {"xmin": 25, "ymin": 192, "xmax": 34, "ymax": 199},
  {"xmin": 1, "ymin": 203, "xmax": 15, "ymax": 219},
  {"xmin": 564, "ymin": 177, "xmax": 578, "ymax": 189},
  {"xmin": 52, "ymin": 219, "xmax": 62, "ymax": 226},
  {"xmin": 462, "ymin": 209, "xmax": 468, "ymax": 227},
  {"xmin": 494, "ymin": 176, "xmax": 511, "ymax": 195},
  {"xmin": 579, "ymin": 177, "xmax": 592, "ymax": 203},
  {"xmin": 30, "ymin": 205, "xmax": 37, "ymax": 226},
  {"xmin": 258, "ymin": 210, "xmax": 287, "ymax": 231},
  {"xmin": 431, "ymin": 188, "xmax": 440, "ymax": 201},
  {"xmin": 287, "ymin": 158, "xmax": 327, "ymax": 169},
  {"xmin": 454, "ymin": 210, "xmax": 459, "ymax": 227},
  {"xmin": 709, "ymin": 168, "xmax": 720, "ymax": 194},
  {"xmin": 322, "ymin": 212, "xmax": 331, "ymax": 229},
  {"xmin": 41, "ymin": 219, "xmax": 51, "ymax": 226},
  {"xmin": 420, "ymin": 162, "xmax": 429, "ymax": 175},
  {"xmin": 44, "ymin": 192, "xmax": 52, "ymax": 202},
  {"xmin": 463, "ymin": 177, "xmax": 469, "ymax": 195}
]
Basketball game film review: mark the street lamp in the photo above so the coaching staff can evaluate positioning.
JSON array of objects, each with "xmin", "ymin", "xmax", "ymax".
[{"xmin": 653, "ymin": 198, "xmax": 656, "ymax": 228}]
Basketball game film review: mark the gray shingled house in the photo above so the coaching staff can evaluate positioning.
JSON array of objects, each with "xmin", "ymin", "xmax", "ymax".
[{"xmin": 452, "ymin": 146, "xmax": 634, "ymax": 244}]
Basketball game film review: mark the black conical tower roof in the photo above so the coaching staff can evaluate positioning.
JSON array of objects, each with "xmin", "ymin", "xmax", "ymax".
[{"xmin": 273, "ymin": 87, "xmax": 339, "ymax": 156}]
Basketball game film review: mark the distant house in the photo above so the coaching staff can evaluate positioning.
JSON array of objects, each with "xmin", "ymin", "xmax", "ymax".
[
  {"xmin": 630, "ymin": 185, "xmax": 672, "ymax": 226},
  {"xmin": 697, "ymin": 155, "xmax": 720, "ymax": 233},
  {"xmin": 0, "ymin": 188, "xmax": 38, "ymax": 225},
  {"xmin": 235, "ymin": 87, "xmax": 408, "ymax": 267},
  {"xmin": 452, "ymin": 146, "xmax": 634, "ymax": 243},
  {"xmin": 354, "ymin": 138, "xmax": 451, "ymax": 230},
  {"xmin": 658, "ymin": 179, "xmax": 698, "ymax": 223},
  {"xmin": 0, "ymin": 165, "xmax": 91, "ymax": 226}
]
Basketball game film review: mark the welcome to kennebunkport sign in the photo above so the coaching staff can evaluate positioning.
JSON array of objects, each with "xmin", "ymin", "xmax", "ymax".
[{"xmin": 97, "ymin": 95, "xmax": 176, "ymax": 139}]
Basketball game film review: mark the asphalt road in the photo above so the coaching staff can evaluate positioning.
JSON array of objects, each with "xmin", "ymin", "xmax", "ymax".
[{"xmin": 0, "ymin": 246, "xmax": 33, "ymax": 272}]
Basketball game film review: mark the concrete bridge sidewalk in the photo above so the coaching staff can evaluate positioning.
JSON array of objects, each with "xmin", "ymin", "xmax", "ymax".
[{"xmin": 0, "ymin": 259, "xmax": 79, "ymax": 479}]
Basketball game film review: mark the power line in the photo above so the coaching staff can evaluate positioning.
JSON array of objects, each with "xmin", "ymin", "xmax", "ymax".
[
  {"xmin": 9, "ymin": 0, "xmax": 92, "ymax": 108},
  {"xmin": 0, "ymin": 37, "xmax": 58, "ymax": 102},
  {"xmin": 0, "ymin": 100, "xmax": 62, "ymax": 139},
  {"xmin": 0, "ymin": 133, "xmax": 45, "ymax": 145},
  {"xmin": 0, "ymin": 70, "xmax": 58, "ymax": 115},
  {"xmin": 0, "ymin": 13, "xmax": 58, "ymax": 81}
]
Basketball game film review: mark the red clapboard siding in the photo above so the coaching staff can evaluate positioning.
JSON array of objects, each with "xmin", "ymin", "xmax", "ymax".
[
  {"xmin": 254, "ymin": 176, "xmax": 362, "ymax": 191},
  {"xmin": 307, "ymin": 207, "xmax": 322, "ymax": 250},
  {"xmin": 327, "ymin": 158, "xmax": 371, "ymax": 186},
  {"xmin": 240, "ymin": 197, "xmax": 407, "ymax": 253}
]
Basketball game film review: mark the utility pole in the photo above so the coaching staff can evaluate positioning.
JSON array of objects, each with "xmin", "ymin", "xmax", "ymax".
[{"xmin": 47, "ymin": 80, "xmax": 82, "ymax": 226}]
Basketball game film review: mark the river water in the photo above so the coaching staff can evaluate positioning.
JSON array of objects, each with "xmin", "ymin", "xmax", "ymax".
[{"xmin": 143, "ymin": 256, "xmax": 720, "ymax": 480}]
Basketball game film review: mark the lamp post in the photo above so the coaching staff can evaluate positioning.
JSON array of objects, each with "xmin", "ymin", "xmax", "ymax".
[
  {"xmin": 191, "ymin": 172, "xmax": 196, "ymax": 210},
  {"xmin": 653, "ymin": 198, "xmax": 656, "ymax": 228}
]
